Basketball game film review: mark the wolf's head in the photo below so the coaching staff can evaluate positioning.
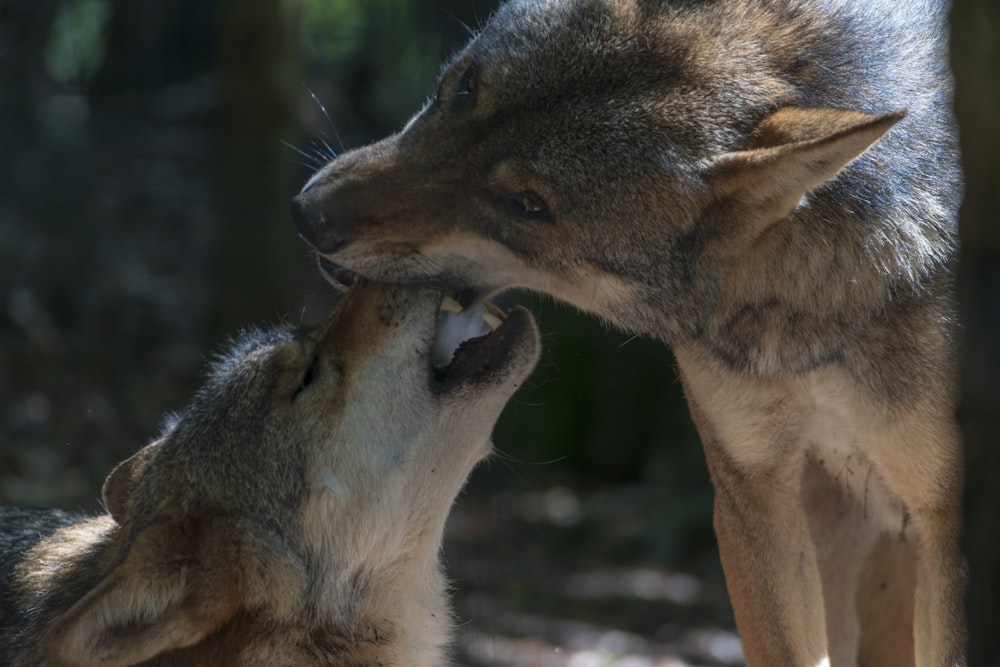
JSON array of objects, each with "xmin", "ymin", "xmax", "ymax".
[
  {"xmin": 291, "ymin": 0, "xmax": 957, "ymax": 355},
  {"xmin": 43, "ymin": 280, "xmax": 539, "ymax": 665}
]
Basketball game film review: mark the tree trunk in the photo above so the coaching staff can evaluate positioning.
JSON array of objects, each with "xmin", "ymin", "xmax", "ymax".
[
  {"xmin": 214, "ymin": 0, "xmax": 298, "ymax": 336},
  {"xmin": 952, "ymin": 1, "xmax": 1000, "ymax": 664}
]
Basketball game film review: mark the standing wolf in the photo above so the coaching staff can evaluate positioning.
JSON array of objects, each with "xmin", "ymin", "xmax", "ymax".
[
  {"xmin": 290, "ymin": 0, "xmax": 964, "ymax": 664},
  {"xmin": 0, "ymin": 280, "xmax": 540, "ymax": 666}
]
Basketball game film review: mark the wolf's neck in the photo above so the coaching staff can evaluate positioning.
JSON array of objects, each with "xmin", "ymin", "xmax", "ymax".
[
  {"xmin": 300, "ymin": 493, "xmax": 455, "ymax": 664},
  {"xmin": 305, "ymin": 557, "xmax": 452, "ymax": 667},
  {"xmin": 148, "ymin": 583, "xmax": 452, "ymax": 667},
  {"xmin": 362, "ymin": 567, "xmax": 453, "ymax": 667},
  {"xmin": 153, "ymin": 564, "xmax": 452, "ymax": 666}
]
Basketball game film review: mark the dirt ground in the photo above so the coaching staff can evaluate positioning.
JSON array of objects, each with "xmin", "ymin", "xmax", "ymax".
[{"xmin": 446, "ymin": 477, "xmax": 739, "ymax": 666}]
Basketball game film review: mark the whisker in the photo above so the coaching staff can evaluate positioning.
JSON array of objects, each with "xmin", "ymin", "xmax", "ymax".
[
  {"xmin": 618, "ymin": 334, "xmax": 641, "ymax": 348},
  {"xmin": 472, "ymin": 3, "xmax": 486, "ymax": 31},
  {"xmin": 307, "ymin": 141, "xmax": 334, "ymax": 165},
  {"xmin": 302, "ymin": 82, "xmax": 345, "ymax": 153},
  {"xmin": 433, "ymin": 5, "xmax": 477, "ymax": 38},
  {"xmin": 281, "ymin": 140, "xmax": 326, "ymax": 169},
  {"xmin": 489, "ymin": 451, "xmax": 537, "ymax": 490},
  {"xmin": 412, "ymin": 250, "xmax": 466, "ymax": 286},
  {"xmin": 409, "ymin": 252, "xmax": 442, "ymax": 279},
  {"xmin": 492, "ymin": 448, "xmax": 566, "ymax": 467},
  {"xmin": 314, "ymin": 137, "xmax": 338, "ymax": 161}
]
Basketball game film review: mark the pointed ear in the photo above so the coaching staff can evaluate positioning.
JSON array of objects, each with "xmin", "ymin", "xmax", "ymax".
[
  {"xmin": 102, "ymin": 439, "xmax": 165, "ymax": 523},
  {"xmin": 709, "ymin": 107, "xmax": 905, "ymax": 231},
  {"xmin": 46, "ymin": 520, "xmax": 239, "ymax": 667}
]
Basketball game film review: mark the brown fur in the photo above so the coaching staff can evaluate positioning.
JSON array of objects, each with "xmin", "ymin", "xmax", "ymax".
[
  {"xmin": 290, "ymin": 0, "xmax": 964, "ymax": 664},
  {"xmin": 0, "ymin": 280, "xmax": 540, "ymax": 666}
]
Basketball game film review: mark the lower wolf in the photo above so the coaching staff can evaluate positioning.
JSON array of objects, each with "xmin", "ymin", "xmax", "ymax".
[
  {"xmin": 0, "ymin": 279, "xmax": 540, "ymax": 666},
  {"xmin": 290, "ymin": 0, "xmax": 964, "ymax": 665}
]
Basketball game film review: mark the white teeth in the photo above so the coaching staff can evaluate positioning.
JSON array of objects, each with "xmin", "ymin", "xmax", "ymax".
[
  {"xmin": 482, "ymin": 312, "xmax": 503, "ymax": 331},
  {"xmin": 440, "ymin": 295, "xmax": 463, "ymax": 313},
  {"xmin": 432, "ymin": 307, "xmax": 490, "ymax": 368},
  {"xmin": 432, "ymin": 299, "xmax": 507, "ymax": 369},
  {"xmin": 483, "ymin": 300, "xmax": 507, "ymax": 320}
]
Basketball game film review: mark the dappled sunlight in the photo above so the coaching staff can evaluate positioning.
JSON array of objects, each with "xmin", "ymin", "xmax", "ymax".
[
  {"xmin": 446, "ymin": 485, "xmax": 741, "ymax": 667},
  {"xmin": 454, "ymin": 595, "xmax": 743, "ymax": 666},
  {"xmin": 520, "ymin": 486, "xmax": 584, "ymax": 527},
  {"xmin": 565, "ymin": 568, "xmax": 701, "ymax": 605}
]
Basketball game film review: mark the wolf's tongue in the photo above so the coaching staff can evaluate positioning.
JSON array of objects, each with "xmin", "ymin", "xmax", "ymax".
[{"xmin": 432, "ymin": 300, "xmax": 505, "ymax": 368}]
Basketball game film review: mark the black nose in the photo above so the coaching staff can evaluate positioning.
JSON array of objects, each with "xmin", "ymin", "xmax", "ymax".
[
  {"xmin": 290, "ymin": 194, "xmax": 344, "ymax": 253},
  {"xmin": 289, "ymin": 194, "xmax": 315, "ymax": 243}
]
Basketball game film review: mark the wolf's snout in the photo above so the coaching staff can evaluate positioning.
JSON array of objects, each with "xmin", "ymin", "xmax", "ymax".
[{"xmin": 290, "ymin": 193, "xmax": 344, "ymax": 254}]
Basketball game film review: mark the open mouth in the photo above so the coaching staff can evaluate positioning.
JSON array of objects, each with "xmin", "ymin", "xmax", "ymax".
[
  {"xmin": 318, "ymin": 255, "xmax": 485, "ymax": 309},
  {"xmin": 431, "ymin": 296, "xmax": 534, "ymax": 394},
  {"xmin": 317, "ymin": 254, "xmax": 535, "ymax": 394},
  {"xmin": 318, "ymin": 255, "xmax": 357, "ymax": 288}
]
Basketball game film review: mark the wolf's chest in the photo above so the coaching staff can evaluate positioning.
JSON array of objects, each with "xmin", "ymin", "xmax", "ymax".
[
  {"xmin": 676, "ymin": 347, "xmax": 915, "ymax": 536},
  {"xmin": 797, "ymin": 390, "xmax": 911, "ymax": 535}
]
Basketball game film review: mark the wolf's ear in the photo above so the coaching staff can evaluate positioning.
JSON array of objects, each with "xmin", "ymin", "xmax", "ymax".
[
  {"xmin": 45, "ymin": 519, "xmax": 240, "ymax": 666},
  {"xmin": 708, "ymin": 107, "xmax": 904, "ymax": 234},
  {"xmin": 101, "ymin": 439, "xmax": 165, "ymax": 523}
]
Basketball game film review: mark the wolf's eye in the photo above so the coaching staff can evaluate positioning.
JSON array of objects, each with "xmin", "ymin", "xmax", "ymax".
[
  {"xmin": 293, "ymin": 355, "xmax": 319, "ymax": 400},
  {"xmin": 509, "ymin": 191, "xmax": 552, "ymax": 222},
  {"xmin": 453, "ymin": 62, "xmax": 478, "ymax": 109}
]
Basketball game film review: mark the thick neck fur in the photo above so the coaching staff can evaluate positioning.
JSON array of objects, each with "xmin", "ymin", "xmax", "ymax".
[
  {"xmin": 155, "ymin": 511, "xmax": 453, "ymax": 667},
  {"xmin": 154, "ymin": 561, "xmax": 451, "ymax": 666},
  {"xmin": 13, "ymin": 512, "xmax": 452, "ymax": 666},
  {"xmin": 282, "ymin": 483, "xmax": 456, "ymax": 667}
]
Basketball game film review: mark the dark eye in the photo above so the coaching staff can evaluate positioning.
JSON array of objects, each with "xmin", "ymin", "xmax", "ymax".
[
  {"xmin": 453, "ymin": 62, "xmax": 478, "ymax": 110},
  {"xmin": 455, "ymin": 63, "xmax": 479, "ymax": 101},
  {"xmin": 293, "ymin": 355, "xmax": 319, "ymax": 400},
  {"xmin": 509, "ymin": 191, "xmax": 552, "ymax": 221}
]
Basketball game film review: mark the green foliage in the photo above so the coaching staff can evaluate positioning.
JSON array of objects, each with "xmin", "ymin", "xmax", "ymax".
[
  {"xmin": 300, "ymin": 0, "xmax": 372, "ymax": 60},
  {"xmin": 45, "ymin": 0, "xmax": 110, "ymax": 84},
  {"xmin": 297, "ymin": 0, "xmax": 455, "ymax": 136}
]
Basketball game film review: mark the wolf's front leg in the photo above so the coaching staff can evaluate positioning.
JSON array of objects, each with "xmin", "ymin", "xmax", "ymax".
[
  {"xmin": 862, "ymin": 407, "xmax": 966, "ymax": 667},
  {"xmin": 911, "ymin": 528, "xmax": 965, "ymax": 667},
  {"xmin": 676, "ymin": 347, "xmax": 829, "ymax": 665},
  {"xmin": 701, "ymin": 430, "xmax": 829, "ymax": 666}
]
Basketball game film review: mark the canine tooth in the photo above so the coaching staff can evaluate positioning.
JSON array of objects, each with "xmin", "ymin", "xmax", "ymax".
[
  {"xmin": 440, "ymin": 295, "xmax": 463, "ymax": 313},
  {"xmin": 482, "ymin": 312, "xmax": 503, "ymax": 331},
  {"xmin": 483, "ymin": 301, "xmax": 507, "ymax": 320}
]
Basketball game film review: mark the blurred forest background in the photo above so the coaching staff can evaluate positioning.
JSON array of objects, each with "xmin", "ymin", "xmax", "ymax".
[{"xmin": 0, "ymin": 0, "xmax": 996, "ymax": 665}]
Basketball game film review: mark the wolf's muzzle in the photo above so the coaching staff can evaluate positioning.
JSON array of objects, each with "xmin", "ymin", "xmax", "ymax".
[{"xmin": 290, "ymin": 194, "xmax": 345, "ymax": 254}]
